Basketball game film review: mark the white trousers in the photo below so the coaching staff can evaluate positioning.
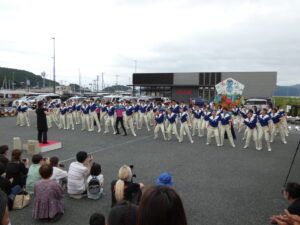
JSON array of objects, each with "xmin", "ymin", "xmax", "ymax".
[
  {"xmin": 46, "ymin": 114, "xmax": 52, "ymax": 128},
  {"xmin": 244, "ymin": 127, "xmax": 258, "ymax": 149},
  {"xmin": 133, "ymin": 113, "xmax": 140, "ymax": 129},
  {"xmin": 90, "ymin": 111, "xmax": 101, "ymax": 131},
  {"xmin": 192, "ymin": 119, "xmax": 203, "ymax": 136},
  {"xmin": 154, "ymin": 123, "xmax": 166, "ymax": 140},
  {"xmin": 179, "ymin": 122, "xmax": 193, "ymax": 143},
  {"xmin": 257, "ymin": 126, "xmax": 271, "ymax": 150},
  {"xmin": 16, "ymin": 112, "xmax": 21, "ymax": 126},
  {"xmin": 207, "ymin": 126, "xmax": 220, "ymax": 146},
  {"xmin": 201, "ymin": 120, "xmax": 209, "ymax": 136},
  {"xmin": 220, "ymin": 124, "xmax": 235, "ymax": 147},
  {"xmin": 166, "ymin": 123, "xmax": 180, "ymax": 141},
  {"xmin": 20, "ymin": 112, "xmax": 30, "ymax": 126},
  {"xmin": 139, "ymin": 113, "xmax": 150, "ymax": 131},
  {"xmin": 124, "ymin": 116, "xmax": 136, "ymax": 136},
  {"xmin": 270, "ymin": 123, "xmax": 286, "ymax": 143},
  {"xmin": 81, "ymin": 114, "xmax": 91, "ymax": 131},
  {"xmin": 59, "ymin": 114, "xmax": 66, "ymax": 129},
  {"xmin": 66, "ymin": 113, "xmax": 74, "ymax": 130},
  {"xmin": 105, "ymin": 116, "xmax": 116, "ymax": 133}
]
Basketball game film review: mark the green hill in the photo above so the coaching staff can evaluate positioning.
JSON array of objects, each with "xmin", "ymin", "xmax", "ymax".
[
  {"xmin": 0, "ymin": 67, "xmax": 59, "ymax": 89},
  {"xmin": 102, "ymin": 85, "xmax": 131, "ymax": 92}
]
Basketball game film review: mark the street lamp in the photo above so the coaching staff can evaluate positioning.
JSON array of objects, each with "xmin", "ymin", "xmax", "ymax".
[{"xmin": 52, "ymin": 37, "xmax": 56, "ymax": 94}]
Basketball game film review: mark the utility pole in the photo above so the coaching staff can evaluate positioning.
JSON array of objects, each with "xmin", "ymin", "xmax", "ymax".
[
  {"xmin": 97, "ymin": 75, "xmax": 99, "ymax": 92},
  {"xmin": 12, "ymin": 72, "xmax": 15, "ymax": 90},
  {"xmin": 79, "ymin": 69, "xmax": 82, "ymax": 94},
  {"xmin": 115, "ymin": 74, "xmax": 119, "ymax": 86},
  {"xmin": 52, "ymin": 37, "xmax": 56, "ymax": 94},
  {"xmin": 134, "ymin": 60, "xmax": 137, "ymax": 73},
  {"xmin": 101, "ymin": 72, "xmax": 104, "ymax": 90}
]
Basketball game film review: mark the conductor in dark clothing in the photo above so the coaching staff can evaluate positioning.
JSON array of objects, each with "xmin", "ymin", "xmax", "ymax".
[{"xmin": 36, "ymin": 101, "xmax": 49, "ymax": 144}]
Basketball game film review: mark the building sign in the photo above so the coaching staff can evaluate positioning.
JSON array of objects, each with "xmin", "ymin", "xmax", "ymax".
[{"xmin": 176, "ymin": 90, "xmax": 192, "ymax": 94}]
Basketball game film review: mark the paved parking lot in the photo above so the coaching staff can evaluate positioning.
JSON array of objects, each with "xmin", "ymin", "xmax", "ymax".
[{"xmin": 0, "ymin": 114, "xmax": 300, "ymax": 225}]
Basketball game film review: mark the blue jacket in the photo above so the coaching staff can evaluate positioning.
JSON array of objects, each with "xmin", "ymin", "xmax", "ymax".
[
  {"xmin": 140, "ymin": 105, "xmax": 147, "ymax": 113},
  {"xmin": 89, "ymin": 103, "xmax": 97, "ymax": 112},
  {"xmin": 243, "ymin": 116, "xmax": 257, "ymax": 129},
  {"xmin": 203, "ymin": 111, "xmax": 212, "ymax": 121},
  {"xmin": 125, "ymin": 106, "xmax": 133, "ymax": 116},
  {"xmin": 81, "ymin": 105, "xmax": 90, "ymax": 114},
  {"xmin": 179, "ymin": 112, "xmax": 189, "ymax": 123},
  {"xmin": 20, "ymin": 106, "xmax": 28, "ymax": 112},
  {"xmin": 172, "ymin": 105, "xmax": 180, "ymax": 114},
  {"xmin": 270, "ymin": 113, "xmax": 281, "ymax": 124},
  {"xmin": 220, "ymin": 113, "xmax": 231, "ymax": 126},
  {"xmin": 166, "ymin": 113, "xmax": 177, "ymax": 124},
  {"xmin": 67, "ymin": 106, "xmax": 73, "ymax": 113},
  {"xmin": 76, "ymin": 104, "xmax": 81, "ymax": 111},
  {"xmin": 60, "ymin": 107, "xmax": 67, "ymax": 115},
  {"xmin": 240, "ymin": 110, "xmax": 248, "ymax": 119},
  {"xmin": 133, "ymin": 104, "xmax": 140, "ymax": 113},
  {"xmin": 193, "ymin": 110, "xmax": 202, "ymax": 119},
  {"xmin": 107, "ymin": 106, "xmax": 115, "ymax": 116},
  {"xmin": 208, "ymin": 116, "xmax": 220, "ymax": 127},
  {"xmin": 258, "ymin": 115, "xmax": 270, "ymax": 127},
  {"xmin": 155, "ymin": 114, "xmax": 164, "ymax": 124}
]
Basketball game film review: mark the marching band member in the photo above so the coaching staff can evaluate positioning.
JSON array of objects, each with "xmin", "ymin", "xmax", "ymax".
[
  {"xmin": 206, "ymin": 110, "xmax": 221, "ymax": 147},
  {"xmin": 278, "ymin": 106, "xmax": 289, "ymax": 136},
  {"xmin": 257, "ymin": 108, "xmax": 272, "ymax": 151},
  {"xmin": 75, "ymin": 100, "xmax": 82, "ymax": 125},
  {"xmin": 66, "ymin": 101, "xmax": 75, "ymax": 130},
  {"xmin": 132, "ymin": 100, "xmax": 140, "ymax": 130},
  {"xmin": 139, "ymin": 100, "xmax": 150, "ymax": 131},
  {"xmin": 58, "ymin": 102, "xmax": 67, "ymax": 130},
  {"xmin": 231, "ymin": 105, "xmax": 240, "ymax": 128},
  {"xmin": 178, "ymin": 108, "xmax": 194, "ymax": 144},
  {"xmin": 219, "ymin": 108, "xmax": 235, "ymax": 148},
  {"xmin": 192, "ymin": 105, "xmax": 203, "ymax": 137},
  {"xmin": 45, "ymin": 102, "xmax": 52, "ymax": 128},
  {"xmin": 80, "ymin": 100, "xmax": 91, "ymax": 131},
  {"xmin": 166, "ymin": 108, "xmax": 180, "ymax": 141},
  {"xmin": 104, "ymin": 102, "xmax": 116, "ymax": 134},
  {"xmin": 20, "ymin": 102, "xmax": 30, "ymax": 127},
  {"xmin": 239, "ymin": 110, "xmax": 259, "ymax": 150},
  {"xmin": 171, "ymin": 100, "xmax": 180, "ymax": 124},
  {"xmin": 270, "ymin": 108, "xmax": 287, "ymax": 144},
  {"xmin": 239, "ymin": 106, "xmax": 249, "ymax": 140},
  {"xmin": 146, "ymin": 101, "xmax": 154, "ymax": 126},
  {"xmin": 201, "ymin": 107, "xmax": 211, "ymax": 136},
  {"xmin": 115, "ymin": 102, "xmax": 127, "ymax": 136},
  {"xmin": 124, "ymin": 101, "xmax": 137, "ymax": 136},
  {"xmin": 100, "ymin": 100, "xmax": 107, "ymax": 126},
  {"xmin": 50, "ymin": 100, "xmax": 59, "ymax": 128},
  {"xmin": 89, "ymin": 98, "xmax": 101, "ymax": 133},
  {"xmin": 154, "ymin": 110, "xmax": 167, "ymax": 141},
  {"xmin": 71, "ymin": 100, "xmax": 77, "ymax": 125},
  {"xmin": 15, "ymin": 101, "xmax": 21, "ymax": 126}
]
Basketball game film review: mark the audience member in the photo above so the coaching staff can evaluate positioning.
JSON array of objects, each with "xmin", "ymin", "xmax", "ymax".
[
  {"xmin": 0, "ymin": 145, "xmax": 9, "ymax": 171},
  {"xmin": 0, "ymin": 190, "xmax": 11, "ymax": 225},
  {"xmin": 111, "ymin": 165, "xmax": 144, "ymax": 207},
  {"xmin": 87, "ymin": 163, "xmax": 104, "ymax": 200},
  {"xmin": 26, "ymin": 154, "xmax": 44, "ymax": 194},
  {"xmin": 32, "ymin": 164, "xmax": 64, "ymax": 222},
  {"xmin": 156, "ymin": 172, "xmax": 173, "ymax": 187},
  {"xmin": 50, "ymin": 157, "xmax": 68, "ymax": 186},
  {"xmin": 89, "ymin": 212, "xmax": 105, "ymax": 225},
  {"xmin": 137, "ymin": 186, "xmax": 187, "ymax": 225},
  {"xmin": 270, "ymin": 182, "xmax": 300, "ymax": 224},
  {"xmin": 108, "ymin": 200, "xmax": 138, "ymax": 225},
  {"xmin": 5, "ymin": 149, "xmax": 29, "ymax": 188},
  {"xmin": 67, "ymin": 151, "xmax": 93, "ymax": 198}
]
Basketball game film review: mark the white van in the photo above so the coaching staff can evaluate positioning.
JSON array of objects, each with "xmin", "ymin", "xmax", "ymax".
[
  {"xmin": 245, "ymin": 98, "xmax": 271, "ymax": 109},
  {"xmin": 102, "ymin": 95, "xmax": 123, "ymax": 102}
]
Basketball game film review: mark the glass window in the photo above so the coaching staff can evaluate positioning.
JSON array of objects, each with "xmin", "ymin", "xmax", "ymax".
[{"xmin": 204, "ymin": 88, "xmax": 209, "ymax": 99}]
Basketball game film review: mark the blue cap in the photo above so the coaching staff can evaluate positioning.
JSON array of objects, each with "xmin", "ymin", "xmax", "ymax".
[{"xmin": 156, "ymin": 172, "xmax": 173, "ymax": 187}]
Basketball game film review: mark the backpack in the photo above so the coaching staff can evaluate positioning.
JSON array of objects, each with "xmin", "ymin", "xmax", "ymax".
[{"xmin": 88, "ymin": 176, "xmax": 101, "ymax": 195}]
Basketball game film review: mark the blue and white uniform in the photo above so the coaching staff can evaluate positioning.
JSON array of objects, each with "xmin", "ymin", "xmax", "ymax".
[
  {"xmin": 192, "ymin": 109, "xmax": 203, "ymax": 137},
  {"xmin": 81, "ymin": 104, "xmax": 91, "ymax": 131},
  {"xmin": 89, "ymin": 102, "xmax": 101, "ymax": 132},
  {"xmin": 124, "ymin": 105, "xmax": 136, "ymax": 136},
  {"xmin": 178, "ymin": 112, "xmax": 193, "ymax": 144},
  {"xmin": 154, "ymin": 113, "xmax": 166, "ymax": 140},
  {"xmin": 207, "ymin": 115, "xmax": 221, "ymax": 146},
  {"xmin": 219, "ymin": 113, "xmax": 235, "ymax": 147},
  {"xmin": 166, "ymin": 113, "xmax": 180, "ymax": 141},
  {"xmin": 257, "ymin": 114, "xmax": 272, "ymax": 151},
  {"xmin": 242, "ymin": 115, "xmax": 259, "ymax": 149},
  {"xmin": 105, "ymin": 106, "xmax": 116, "ymax": 134},
  {"xmin": 270, "ymin": 112, "xmax": 287, "ymax": 144}
]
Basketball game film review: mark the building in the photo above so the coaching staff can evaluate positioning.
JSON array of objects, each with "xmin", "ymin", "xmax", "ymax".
[{"xmin": 132, "ymin": 72, "xmax": 277, "ymax": 102}]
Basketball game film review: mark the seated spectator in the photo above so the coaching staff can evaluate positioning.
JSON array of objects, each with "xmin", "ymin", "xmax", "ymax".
[
  {"xmin": 32, "ymin": 164, "xmax": 64, "ymax": 222},
  {"xmin": 137, "ymin": 186, "xmax": 187, "ymax": 225},
  {"xmin": 0, "ymin": 190, "xmax": 11, "ymax": 225},
  {"xmin": 50, "ymin": 157, "xmax": 68, "ymax": 187},
  {"xmin": 0, "ymin": 145, "xmax": 9, "ymax": 170},
  {"xmin": 67, "ymin": 151, "xmax": 93, "ymax": 198},
  {"xmin": 270, "ymin": 182, "xmax": 300, "ymax": 224},
  {"xmin": 87, "ymin": 163, "xmax": 104, "ymax": 200},
  {"xmin": 271, "ymin": 209, "xmax": 300, "ymax": 225},
  {"xmin": 5, "ymin": 149, "xmax": 30, "ymax": 188},
  {"xmin": 89, "ymin": 212, "xmax": 105, "ymax": 225},
  {"xmin": 26, "ymin": 154, "xmax": 44, "ymax": 194},
  {"xmin": 108, "ymin": 200, "xmax": 138, "ymax": 225},
  {"xmin": 156, "ymin": 172, "xmax": 173, "ymax": 187},
  {"xmin": 111, "ymin": 165, "xmax": 144, "ymax": 207}
]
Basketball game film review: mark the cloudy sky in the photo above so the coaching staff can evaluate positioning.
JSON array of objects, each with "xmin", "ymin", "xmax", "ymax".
[{"xmin": 0, "ymin": 0, "xmax": 299, "ymax": 87}]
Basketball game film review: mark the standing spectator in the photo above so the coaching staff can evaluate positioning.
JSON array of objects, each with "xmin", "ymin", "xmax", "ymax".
[
  {"xmin": 137, "ymin": 186, "xmax": 187, "ymax": 225},
  {"xmin": 32, "ymin": 164, "xmax": 64, "ymax": 222},
  {"xmin": 87, "ymin": 163, "xmax": 104, "ymax": 200},
  {"xmin": 108, "ymin": 201, "xmax": 138, "ymax": 225},
  {"xmin": 50, "ymin": 157, "xmax": 68, "ymax": 186},
  {"xmin": 111, "ymin": 165, "xmax": 144, "ymax": 207},
  {"xmin": 0, "ymin": 145, "xmax": 9, "ymax": 170},
  {"xmin": 26, "ymin": 154, "xmax": 44, "ymax": 194},
  {"xmin": 5, "ymin": 149, "xmax": 30, "ymax": 188},
  {"xmin": 68, "ymin": 151, "xmax": 93, "ymax": 199},
  {"xmin": 0, "ymin": 190, "xmax": 11, "ymax": 225},
  {"xmin": 36, "ymin": 100, "xmax": 49, "ymax": 144},
  {"xmin": 89, "ymin": 213, "xmax": 105, "ymax": 225}
]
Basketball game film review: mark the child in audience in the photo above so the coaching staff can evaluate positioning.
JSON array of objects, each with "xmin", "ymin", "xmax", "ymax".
[
  {"xmin": 89, "ymin": 213, "xmax": 105, "ymax": 225},
  {"xmin": 87, "ymin": 163, "xmax": 104, "ymax": 200}
]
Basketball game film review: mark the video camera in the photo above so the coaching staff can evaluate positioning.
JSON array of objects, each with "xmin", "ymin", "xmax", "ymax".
[{"xmin": 130, "ymin": 165, "xmax": 137, "ymax": 182}]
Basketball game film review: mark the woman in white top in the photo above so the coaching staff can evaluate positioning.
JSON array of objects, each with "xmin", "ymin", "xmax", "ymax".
[
  {"xmin": 87, "ymin": 163, "xmax": 104, "ymax": 200},
  {"xmin": 50, "ymin": 157, "xmax": 68, "ymax": 187}
]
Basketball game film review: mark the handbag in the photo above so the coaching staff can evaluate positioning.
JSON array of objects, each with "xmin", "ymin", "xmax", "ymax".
[{"xmin": 13, "ymin": 191, "xmax": 30, "ymax": 210}]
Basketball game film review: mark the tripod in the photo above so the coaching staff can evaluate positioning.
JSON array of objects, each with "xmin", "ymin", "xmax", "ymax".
[{"xmin": 283, "ymin": 140, "xmax": 300, "ymax": 187}]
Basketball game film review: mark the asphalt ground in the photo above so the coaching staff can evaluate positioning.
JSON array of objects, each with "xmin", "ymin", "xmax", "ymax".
[{"xmin": 0, "ymin": 112, "xmax": 300, "ymax": 225}]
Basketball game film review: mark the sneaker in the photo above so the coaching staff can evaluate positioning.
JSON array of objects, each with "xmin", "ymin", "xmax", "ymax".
[
  {"xmin": 206, "ymin": 142, "xmax": 210, "ymax": 145},
  {"xmin": 104, "ymin": 131, "xmax": 109, "ymax": 134},
  {"xmin": 232, "ymin": 145, "xmax": 236, "ymax": 148},
  {"xmin": 256, "ymin": 148, "xmax": 262, "ymax": 151},
  {"xmin": 268, "ymin": 148, "xmax": 272, "ymax": 151},
  {"xmin": 133, "ymin": 134, "xmax": 137, "ymax": 137},
  {"xmin": 98, "ymin": 129, "xmax": 101, "ymax": 133},
  {"xmin": 190, "ymin": 140, "xmax": 194, "ymax": 144},
  {"xmin": 283, "ymin": 141, "xmax": 287, "ymax": 144},
  {"xmin": 243, "ymin": 146, "xmax": 247, "ymax": 149}
]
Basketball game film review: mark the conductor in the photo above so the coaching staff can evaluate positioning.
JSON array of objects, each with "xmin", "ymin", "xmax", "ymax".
[{"xmin": 36, "ymin": 101, "xmax": 49, "ymax": 144}]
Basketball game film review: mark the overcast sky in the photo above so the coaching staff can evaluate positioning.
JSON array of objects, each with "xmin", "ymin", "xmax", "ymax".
[{"xmin": 0, "ymin": 0, "xmax": 299, "ymax": 87}]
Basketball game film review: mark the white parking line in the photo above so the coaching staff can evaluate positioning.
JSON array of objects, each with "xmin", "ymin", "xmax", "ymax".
[{"xmin": 60, "ymin": 135, "xmax": 152, "ymax": 163}]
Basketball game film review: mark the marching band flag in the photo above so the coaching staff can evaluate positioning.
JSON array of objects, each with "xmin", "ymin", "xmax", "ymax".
[{"xmin": 215, "ymin": 78, "xmax": 244, "ymax": 95}]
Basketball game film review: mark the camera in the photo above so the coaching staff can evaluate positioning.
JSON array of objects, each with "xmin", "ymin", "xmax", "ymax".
[{"xmin": 130, "ymin": 165, "xmax": 137, "ymax": 181}]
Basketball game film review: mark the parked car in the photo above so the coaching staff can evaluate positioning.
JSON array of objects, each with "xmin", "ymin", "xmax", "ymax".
[
  {"xmin": 120, "ymin": 96, "xmax": 139, "ymax": 102},
  {"xmin": 67, "ymin": 96, "xmax": 87, "ymax": 102},
  {"xmin": 0, "ymin": 90, "xmax": 27, "ymax": 107},
  {"xmin": 102, "ymin": 95, "xmax": 123, "ymax": 102},
  {"xmin": 244, "ymin": 98, "xmax": 272, "ymax": 109},
  {"xmin": 12, "ymin": 95, "xmax": 37, "ymax": 107},
  {"xmin": 30, "ymin": 94, "xmax": 61, "ymax": 108}
]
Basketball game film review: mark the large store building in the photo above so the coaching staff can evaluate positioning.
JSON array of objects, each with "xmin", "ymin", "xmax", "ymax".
[{"xmin": 132, "ymin": 72, "xmax": 277, "ymax": 102}]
